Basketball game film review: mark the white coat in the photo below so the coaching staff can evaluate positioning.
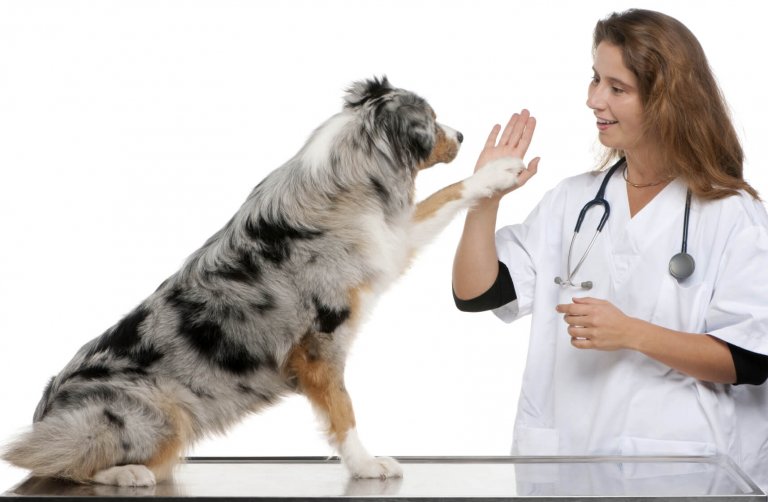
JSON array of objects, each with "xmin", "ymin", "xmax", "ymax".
[{"xmin": 494, "ymin": 167, "xmax": 768, "ymax": 487}]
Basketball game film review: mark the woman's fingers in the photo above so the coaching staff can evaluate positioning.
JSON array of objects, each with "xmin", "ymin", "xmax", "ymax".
[
  {"xmin": 498, "ymin": 112, "xmax": 521, "ymax": 146},
  {"xmin": 507, "ymin": 109, "xmax": 530, "ymax": 146},
  {"xmin": 516, "ymin": 115, "xmax": 536, "ymax": 153},
  {"xmin": 511, "ymin": 157, "xmax": 540, "ymax": 189},
  {"xmin": 484, "ymin": 124, "xmax": 502, "ymax": 149}
]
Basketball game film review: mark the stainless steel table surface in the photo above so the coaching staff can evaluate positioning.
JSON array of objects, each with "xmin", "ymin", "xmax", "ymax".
[{"xmin": 2, "ymin": 456, "xmax": 765, "ymax": 501}]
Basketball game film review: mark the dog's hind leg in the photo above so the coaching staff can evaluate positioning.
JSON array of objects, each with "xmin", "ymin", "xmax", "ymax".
[
  {"xmin": 91, "ymin": 399, "xmax": 193, "ymax": 486},
  {"xmin": 90, "ymin": 431, "xmax": 182, "ymax": 487},
  {"xmin": 286, "ymin": 336, "xmax": 402, "ymax": 479}
]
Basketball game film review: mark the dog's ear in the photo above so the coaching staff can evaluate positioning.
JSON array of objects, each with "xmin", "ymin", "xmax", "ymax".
[
  {"xmin": 399, "ymin": 106, "xmax": 435, "ymax": 161},
  {"xmin": 379, "ymin": 99, "xmax": 436, "ymax": 163},
  {"xmin": 343, "ymin": 76, "xmax": 394, "ymax": 108}
]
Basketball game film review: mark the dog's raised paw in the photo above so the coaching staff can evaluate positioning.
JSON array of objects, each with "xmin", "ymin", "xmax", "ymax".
[
  {"xmin": 349, "ymin": 456, "xmax": 403, "ymax": 479},
  {"xmin": 465, "ymin": 157, "xmax": 526, "ymax": 199},
  {"xmin": 92, "ymin": 465, "xmax": 156, "ymax": 487}
]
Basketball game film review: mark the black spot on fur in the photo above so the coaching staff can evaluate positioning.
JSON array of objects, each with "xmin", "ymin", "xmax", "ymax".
[
  {"xmin": 131, "ymin": 345, "xmax": 164, "ymax": 368},
  {"xmin": 87, "ymin": 306, "xmax": 164, "ymax": 369},
  {"xmin": 344, "ymin": 76, "xmax": 394, "ymax": 108},
  {"xmin": 69, "ymin": 365, "xmax": 112, "ymax": 381},
  {"xmin": 94, "ymin": 306, "xmax": 150, "ymax": 354},
  {"xmin": 121, "ymin": 366, "xmax": 149, "ymax": 383},
  {"xmin": 235, "ymin": 249, "xmax": 263, "ymax": 281},
  {"xmin": 122, "ymin": 366, "xmax": 149, "ymax": 377},
  {"xmin": 212, "ymin": 248, "xmax": 262, "ymax": 284},
  {"xmin": 244, "ymin": 216, "xmax": 323, "ymax": 264},
  {"xmin": 369, "ymin": 176, "xmax": 390, "ymax": 206},
  {"xmin": 52, "ymin": 384, "xmax": 120, "ymax": 410},
  {"xmin": 313, "ymin": 297, "xmax": 350, "ymax": 334},
  {"xmin": 104, "ymin": 409, "xmax": 125, "ymax": 428},
  {"xmin": 167, "ymin": 288, "xmax": 264, "ymax": 375}
]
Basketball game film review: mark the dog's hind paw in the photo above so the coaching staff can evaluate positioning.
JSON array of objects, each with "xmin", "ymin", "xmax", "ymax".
[
  {"xmin": 92, "ymin": 465, "xmax": 156, "ymax": 486},
  {"xmin": 348, "ymin": 456, "xmax": 403, "ymax": 479}
]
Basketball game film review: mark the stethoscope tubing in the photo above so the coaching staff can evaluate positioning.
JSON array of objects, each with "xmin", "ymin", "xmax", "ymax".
[
  {"xmin": 556, "ymin": 158, "xmax": 624, "ymax": 289},
  {"xmin": 557, "ymin": 157, "xmax": 694, "ymax": 289}
]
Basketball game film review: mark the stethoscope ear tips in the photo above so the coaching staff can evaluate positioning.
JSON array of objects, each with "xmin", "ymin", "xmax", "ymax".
[{"xmin": 669, "ymin": 252, "xmax": 695, "ymax": 281}]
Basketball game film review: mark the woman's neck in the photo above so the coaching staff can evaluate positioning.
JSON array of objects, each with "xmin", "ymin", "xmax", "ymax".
[
  {"xmin": 624, "ymin": 150, "xmax": 669, "ymax": 186},
  {"xmin": 623, "ymin": 150, "xmax": 674, "ymax": 218}
]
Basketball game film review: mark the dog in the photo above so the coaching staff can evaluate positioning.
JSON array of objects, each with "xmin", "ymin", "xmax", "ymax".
[{"xmin": 2, "ymin": 77, "xmax": 524, "ymax": 486}]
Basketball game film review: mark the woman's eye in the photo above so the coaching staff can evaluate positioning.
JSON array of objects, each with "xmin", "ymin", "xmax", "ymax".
[{"xmin": 611, "ymin": 86, "xmax": 625, "ymax": 94}]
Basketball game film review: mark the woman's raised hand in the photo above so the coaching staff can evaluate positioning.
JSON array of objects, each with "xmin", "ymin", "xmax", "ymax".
[{"xmin": 473, "ymin": 110, "xmax": 540, "ymax": 199}]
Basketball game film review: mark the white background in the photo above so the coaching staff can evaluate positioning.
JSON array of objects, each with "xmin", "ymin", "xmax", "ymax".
[{"xmin": 1, "ymin": 0, "xmax": 766, "ymax": 489}]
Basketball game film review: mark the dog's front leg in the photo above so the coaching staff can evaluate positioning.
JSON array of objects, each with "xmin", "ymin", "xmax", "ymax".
[
  {"xmin": 410, "ymin": 157, "xmax": 525, "ymax": 251},
  {"xmin": 286, "ymin": 338, "xmax": 403, "ymax": 479}
]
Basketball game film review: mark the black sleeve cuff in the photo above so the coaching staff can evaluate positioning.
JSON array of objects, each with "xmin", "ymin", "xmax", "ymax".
[
  {"xmin": 453, "ymin": 261, "xmax": 517, "ymax": 313},
  {"xmin": 728, "ymin": 342, "xmax": 768, "ymax": 385}
]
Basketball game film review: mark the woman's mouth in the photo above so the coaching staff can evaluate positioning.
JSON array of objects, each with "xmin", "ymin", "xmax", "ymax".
[{"xmin": 596, "ymin": 118, "xmax": 618, "ymax": 131}]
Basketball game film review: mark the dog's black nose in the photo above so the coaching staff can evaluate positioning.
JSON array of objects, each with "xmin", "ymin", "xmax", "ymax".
[{"xmin": 456, "ymin": 131, "xmax": 464, "ymax": 143}]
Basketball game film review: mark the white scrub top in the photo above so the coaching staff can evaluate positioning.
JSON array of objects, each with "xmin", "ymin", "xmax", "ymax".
[{"xmin": 494, "ymin": 167, "xmax": 768, "ymax": 486}]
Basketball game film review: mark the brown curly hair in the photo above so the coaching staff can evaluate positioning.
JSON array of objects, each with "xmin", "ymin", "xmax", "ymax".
[{"xmin": 594, "ymin": 9, "xmax": 758, "ymax": 200}]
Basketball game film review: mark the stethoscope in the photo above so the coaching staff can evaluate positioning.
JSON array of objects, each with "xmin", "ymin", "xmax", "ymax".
[{"xmin": 554, "ymin": 158, "xmax": 695, "ymax": 290}]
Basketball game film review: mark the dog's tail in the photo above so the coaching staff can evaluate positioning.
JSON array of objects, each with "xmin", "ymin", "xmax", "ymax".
[
  {"xmin": 2, "ymin": 404, "xmax": 133, "ymax": 481},
  {"xmin": 2, "ymin": 395, "xmax": 178, "ymax": 482}
]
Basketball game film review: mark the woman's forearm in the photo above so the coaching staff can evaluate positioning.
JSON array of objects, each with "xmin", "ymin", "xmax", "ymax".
[
  {"xmin": 628, "ymin": 319, "xmax": 737, "ymax": 384},
  {"xmin": 559, "ymin": 297, "xmax": 737, "ymax": 384},
  {"xmin": 452, "ymin": 201, "xmax": 502, "ymax": 300}
]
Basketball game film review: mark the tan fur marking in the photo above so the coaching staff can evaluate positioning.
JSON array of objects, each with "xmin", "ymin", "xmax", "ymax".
[
  {"xmin": 414, "ymin": 182, "xmax": 463, "ymax": 222},
  {"xmin": 286, "ymin": 338, "xmax": 356, "ymax": 445},
  {"xmin": 347, "ymin": 284, "xmax": 370, "ymax": 326},
  {"xmin": 418, "ymin": 126, "xmax": 459, "ymax": 170},
  {"xmin": 145, "ymin": 402, "xmax": 193, "ymax": 482}
]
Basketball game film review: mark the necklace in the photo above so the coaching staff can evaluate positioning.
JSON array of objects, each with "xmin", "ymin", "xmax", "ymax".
[{"xmin": 623, "ymin": 166, "xmax": 673, "ymax": 188}]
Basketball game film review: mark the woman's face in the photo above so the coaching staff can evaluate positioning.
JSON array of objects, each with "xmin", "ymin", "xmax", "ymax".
[{"xmin": 587, "ymin": 42, "xmax": 645, "ymax": 152}]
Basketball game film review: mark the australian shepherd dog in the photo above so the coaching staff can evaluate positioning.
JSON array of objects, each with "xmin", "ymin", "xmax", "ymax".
[{"xmin": 2, "ymin": 77, "xmax": 523, "ymax": 486}]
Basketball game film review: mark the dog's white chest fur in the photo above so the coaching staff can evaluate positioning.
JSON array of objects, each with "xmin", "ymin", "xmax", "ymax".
[{"xmin": 359, "ymin": 211, "xmax": 412, "ymax": 289}]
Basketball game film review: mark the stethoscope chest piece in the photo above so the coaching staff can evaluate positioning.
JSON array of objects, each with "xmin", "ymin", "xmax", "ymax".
[
  {"xmin": 669, "ymin": 252, "xmax": 695, "ymax": 280},
  {"xmin": 669, "ymin": 189, "xmax": 696, "ymax": 281}
]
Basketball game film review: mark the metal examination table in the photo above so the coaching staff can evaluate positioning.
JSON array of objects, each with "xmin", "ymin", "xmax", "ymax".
[{"xmin": 2, "ymin": 456, "xmax": 765, "ymax": 501}]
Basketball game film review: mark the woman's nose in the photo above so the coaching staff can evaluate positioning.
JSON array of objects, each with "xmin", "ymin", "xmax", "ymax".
[{"xmin": 586, "ymin": 85, "xmax": 604, "ymax": 110}]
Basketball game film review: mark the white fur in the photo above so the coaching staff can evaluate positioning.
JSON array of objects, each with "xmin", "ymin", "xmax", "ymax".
[
  {"xmin": 360, "ymin": 211, "xmax": 412, "ymax": 288},
  {"xmin": 462, "ymin": 156, "xmax": 524, "ymax": 199},
  {"xmin": 92, "ymin": 465, "xmax": 156, "ymax": 487},
  {"xmin": 438, "ymin": 123, "xmax": 460, "ymax": 143},
  {"xmin": 300, "ymin": 112, "xmax": 353, "ymax": 172},
  {"xmin": 338, "ymin": 428, "xmax": 403, "ymax": 479}
]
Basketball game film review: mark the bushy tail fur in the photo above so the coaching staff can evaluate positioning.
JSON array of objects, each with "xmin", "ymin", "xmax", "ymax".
[{"xmin": 2, "ymin": 402, "xmax": 168, "ymax": 482}]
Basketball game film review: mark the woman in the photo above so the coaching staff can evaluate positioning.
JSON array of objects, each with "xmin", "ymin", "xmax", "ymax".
[{"xmin": 453, "ymin": 9, "xmax": 768, "ymax": 487}]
